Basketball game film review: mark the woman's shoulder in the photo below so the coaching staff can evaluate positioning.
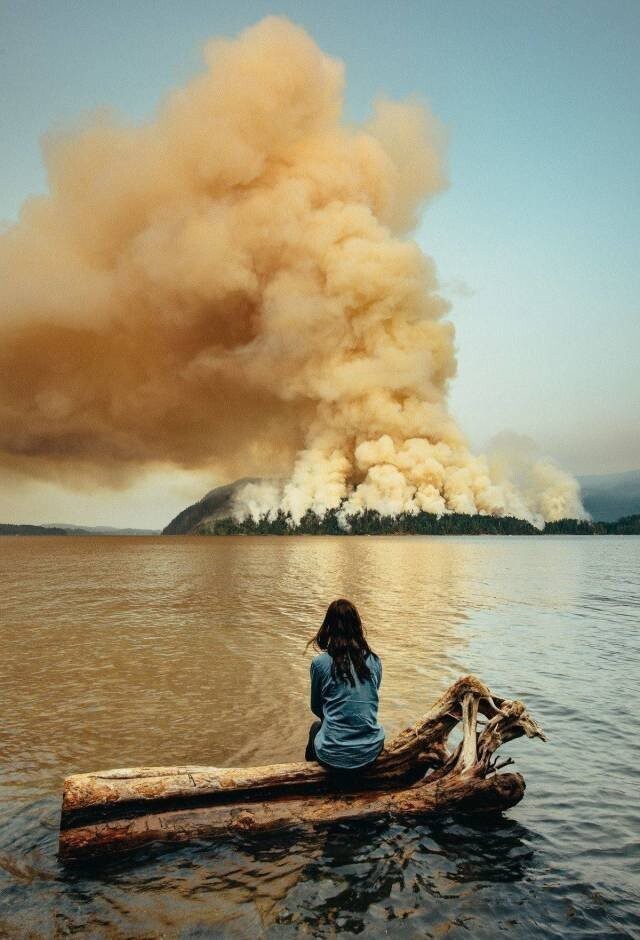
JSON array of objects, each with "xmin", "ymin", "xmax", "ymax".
[
  {"xmin": 311, "ymin": 651, "xmax": 332, "ymax": 672},
  {"xmin": 367, "ymin": 650, "xmax": 382, "ymax": 671}
]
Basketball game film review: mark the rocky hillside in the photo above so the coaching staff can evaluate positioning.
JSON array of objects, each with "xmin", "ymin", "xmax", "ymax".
[{"xmin": 162, "ymin": 478, "xmax": 260, "ymax": 534}]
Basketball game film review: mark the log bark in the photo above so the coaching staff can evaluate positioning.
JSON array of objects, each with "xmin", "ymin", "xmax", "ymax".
[{"xmin": 59, "ymin": 675, "xmax": 545, "ymax": 861}]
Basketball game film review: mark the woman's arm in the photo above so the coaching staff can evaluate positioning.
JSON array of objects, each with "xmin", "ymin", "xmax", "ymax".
[{"xmin": 310, "ymin": 661, "xmax": 324, "ymax": 718}]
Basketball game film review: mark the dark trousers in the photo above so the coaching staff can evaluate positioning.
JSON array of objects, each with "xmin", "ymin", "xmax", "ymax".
[
  {"xmin": 305, "ymin": 719, "xmax": 323, "ymax": 762},
  {"xmin": 305, "ymin": 720, "xmax": 382, "ymax": 777}
]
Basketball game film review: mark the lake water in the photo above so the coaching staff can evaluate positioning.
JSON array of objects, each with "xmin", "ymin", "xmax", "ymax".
[{"xmin": 1, "ymin": 535, "xmax": 638, "ymax": 938}]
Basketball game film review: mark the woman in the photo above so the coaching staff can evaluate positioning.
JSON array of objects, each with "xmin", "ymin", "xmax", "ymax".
[{"xmin": 305, "ymin": 598, "xmax": 384, "ymax": 772}]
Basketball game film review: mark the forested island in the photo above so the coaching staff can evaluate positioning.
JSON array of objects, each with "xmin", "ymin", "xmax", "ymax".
[
  {"xmin": 197, "ymin": 509, "xmax": 640, "ymax": 536},
  {"xmin": 162, "ymin": 474, "xmax": 640, "ymax": 535},
  {"xmin": 0, "ymin": 523, "xmax": 72, "ymax": 536}
]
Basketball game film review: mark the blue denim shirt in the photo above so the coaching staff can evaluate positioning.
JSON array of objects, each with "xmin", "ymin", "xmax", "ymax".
[{"xmin": 310, "ymin": 651, "xmax": 384, "ymax": 769}]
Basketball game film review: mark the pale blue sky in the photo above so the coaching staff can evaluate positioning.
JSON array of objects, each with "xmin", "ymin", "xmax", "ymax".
[{"xmin": 1, "ymin": 1, "xmax": 638, "ymax": 525}]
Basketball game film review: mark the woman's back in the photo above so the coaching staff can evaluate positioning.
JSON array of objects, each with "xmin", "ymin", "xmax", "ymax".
[{"xmin": 310, "ymin": 650, "xmax": 384, "ymax": 769}]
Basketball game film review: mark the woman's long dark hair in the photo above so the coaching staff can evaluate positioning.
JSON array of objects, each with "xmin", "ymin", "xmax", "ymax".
[{"xmin": 308, "ymin": 599, "xmax": 375, "ymax": 686}]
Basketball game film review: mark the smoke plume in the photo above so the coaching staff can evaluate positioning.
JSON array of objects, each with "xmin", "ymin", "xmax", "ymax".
[{"xmin": 0, "ymin": 17, "xmax": 585, "ymax": 525}]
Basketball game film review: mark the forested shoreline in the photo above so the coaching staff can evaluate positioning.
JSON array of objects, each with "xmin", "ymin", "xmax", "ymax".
[
  {"xmin": 198, "ymin": 510, "xmax": 640, "ymax": 536},
  {"xmin": 2, "ymin": 513, "xmax": 638, "ymax": 537},
  {"xmin": 0, "ymin": 524, "xmax": 71, "ymax": 536}
]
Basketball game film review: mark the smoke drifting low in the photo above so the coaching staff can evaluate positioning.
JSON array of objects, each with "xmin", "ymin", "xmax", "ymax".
[{"xmin": 0, "ymin": 17, "xmax": 585, "ymax": 525}]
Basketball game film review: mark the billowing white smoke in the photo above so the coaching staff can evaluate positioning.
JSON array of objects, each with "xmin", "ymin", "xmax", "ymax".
[{"xmin": 0, "ymin": 17, "xmax": 585, "ymax": 526}]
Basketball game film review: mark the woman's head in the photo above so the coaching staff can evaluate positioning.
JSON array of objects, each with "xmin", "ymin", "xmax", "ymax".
[{"xmin": 309, "ymin": 598, "xmax": 374, "ymax": 685}]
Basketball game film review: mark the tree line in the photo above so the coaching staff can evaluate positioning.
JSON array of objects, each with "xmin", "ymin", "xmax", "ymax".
[{"xmin": 199, "ymin": 509, "xmax": 640, "ymax": 536}]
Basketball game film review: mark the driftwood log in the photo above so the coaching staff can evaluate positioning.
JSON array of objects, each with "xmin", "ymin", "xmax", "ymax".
[{"xmin": 59, "ymin": 675, "xmax": 545, "ymax": 861}]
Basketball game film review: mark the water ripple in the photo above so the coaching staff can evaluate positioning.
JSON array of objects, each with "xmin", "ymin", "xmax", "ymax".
[{"xmin": 0, "ymin": 535, "xmax": 638, "ymax": 937}]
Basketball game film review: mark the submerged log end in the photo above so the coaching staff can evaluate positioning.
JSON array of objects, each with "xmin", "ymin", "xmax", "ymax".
[{"xmin": 453, "ymin": 770, "xmax": 525, "ymax": 814}]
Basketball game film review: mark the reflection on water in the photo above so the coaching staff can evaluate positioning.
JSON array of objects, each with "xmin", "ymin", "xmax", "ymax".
[
  {"xmin": 0, "ymin": 536, "xmax": 493, "ymax": 775},
  {"xmin": 1, "ymin": 535, "xmax": 639, "ymax": 937}
]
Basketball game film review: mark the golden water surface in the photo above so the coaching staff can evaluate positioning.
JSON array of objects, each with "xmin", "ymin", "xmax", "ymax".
[{"xmin": 1, "ymin": 535, "xmax": 638, "ymax": 937}]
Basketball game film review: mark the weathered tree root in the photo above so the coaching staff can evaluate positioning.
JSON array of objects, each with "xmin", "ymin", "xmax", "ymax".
[{"xmin": 59, "ymin": 675, "xmax": 545, "ymax": 861}]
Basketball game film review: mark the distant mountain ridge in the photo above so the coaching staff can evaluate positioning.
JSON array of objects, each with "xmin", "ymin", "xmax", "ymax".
[
  {"xmin": 0, "ymin": 523, "xmax": 160, "ymax": 536},
  {"xmin": 578, "ymin": 469, "xmax": 640, "ymax": 522},
  {"xmin": 44, "ymin": 523, "xmax": 160, "ymax": 535}
]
